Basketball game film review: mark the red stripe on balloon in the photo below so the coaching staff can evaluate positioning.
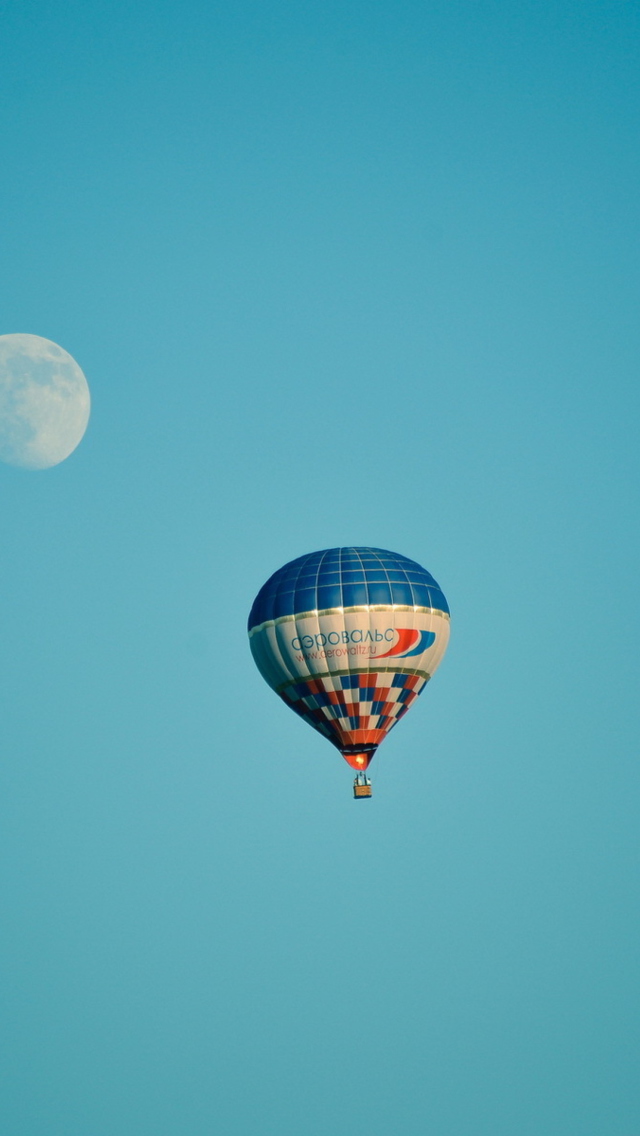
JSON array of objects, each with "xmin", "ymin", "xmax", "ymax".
[{"xmin": 370, "ymin": 628, "xmax": 420, "ymax": 660}]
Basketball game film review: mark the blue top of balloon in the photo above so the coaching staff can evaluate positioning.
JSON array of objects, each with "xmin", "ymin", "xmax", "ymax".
[{"xmin": 248, "ymin": 547, "xmax": 449, "ymax": 630}]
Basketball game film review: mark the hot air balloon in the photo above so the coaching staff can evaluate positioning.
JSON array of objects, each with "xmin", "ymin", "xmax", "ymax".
[{"xmin": 247, "ymin": 547, "xmax": 450, "ymax": 797}]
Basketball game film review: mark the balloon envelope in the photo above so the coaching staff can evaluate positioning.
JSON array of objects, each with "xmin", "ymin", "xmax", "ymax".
[{"xmin": 248, "ymin": 547, "xmax": 450, "ymax": 769}]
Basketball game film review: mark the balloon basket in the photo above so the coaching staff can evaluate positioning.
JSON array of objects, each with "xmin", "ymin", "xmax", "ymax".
[{"xmin": 353, "ymin": 773, "xmax": 372, "ymax": 800}]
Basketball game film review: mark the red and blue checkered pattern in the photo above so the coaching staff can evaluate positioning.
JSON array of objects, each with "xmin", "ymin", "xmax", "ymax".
[{"xmin": 279, "ymin": 671, "xmax": 428, "ymax": 751}]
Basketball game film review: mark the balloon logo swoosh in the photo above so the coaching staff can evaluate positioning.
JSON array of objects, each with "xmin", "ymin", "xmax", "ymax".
[{"xmin": 370, "ymin": 628, "xmax": 436, "ymax": 659}]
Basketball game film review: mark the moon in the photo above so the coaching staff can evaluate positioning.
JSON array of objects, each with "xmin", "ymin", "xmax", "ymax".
[{"xmin": 0, "ymin": 333, "xmax": 90, "ymax": 470}]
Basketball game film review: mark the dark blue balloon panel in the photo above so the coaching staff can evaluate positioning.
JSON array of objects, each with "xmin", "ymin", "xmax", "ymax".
[{"xmin": 248, "ymin": 547, "xmax": 449, "ymax": 630}]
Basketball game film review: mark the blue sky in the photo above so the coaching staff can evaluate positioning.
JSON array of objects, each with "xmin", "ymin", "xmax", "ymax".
[{"xmin": 0, "ymin": 2, "xmax": 639, "ymax": 1133}]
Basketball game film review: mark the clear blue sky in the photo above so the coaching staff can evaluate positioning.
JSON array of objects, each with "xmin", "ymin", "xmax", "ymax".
[{"xmin": 1, "ymin": 2, "xmax": 638, "ymax": 1133}]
